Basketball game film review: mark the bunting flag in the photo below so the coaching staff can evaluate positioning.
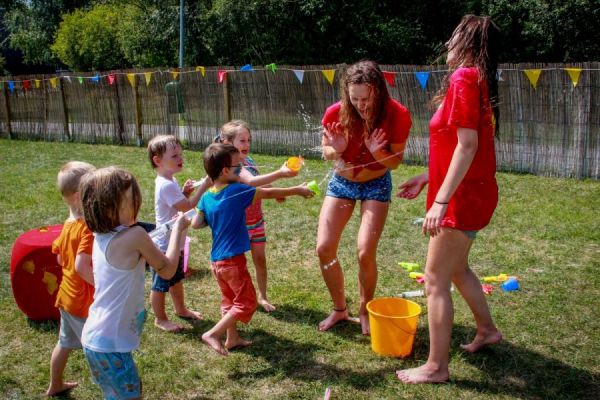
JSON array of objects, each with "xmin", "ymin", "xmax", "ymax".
[
  {"xmin": 108, "ymin": 74, "xmax": 116, "ymax": 85},
  {"xmin": 293, "ymin": 69, "xmax": 304, "ymax": 84},
  {"xmin": 524, "ymin": 69, "xmax": 542, "ymax": 89},
  {"xmin": 218, "ymin": 70, "xmax": 227, "ymax": 84},
  {"xmin": 171, "ymin": 71, "xmax": 179, "ymax": 80},
  {"xmin": 50, "ymin": 78, "xmax": 58, "ymax": 89},
  {"xmin": 8, "ymin": 81, "xmax": 15, "ymax": 92},
  {"xmin": 77, "ymin": 77, "xmax": 84, "ymax": 85},
  {"xmin": 415, "ymin": 71, "xmax": 430, "ymax": 90},
  {"xmin": 34, "ymin": 79, "xmax": 41, "ymax": 89},
  {"xmin": 322, "ymin": 69, "xmax": 335, "ymax": 85},
  {"xmin": 383, "ymin": 71, "xmax": 397, "ymax": 86},
  {"xmin": 195, "ymin": 66, "xmax": 206, "ymax": 77},
  {"xmin": 240, "ymin": 64, "xmax": 254, "ymax": 72},
  {"xmin": 564, "ymin": 68, "xmax": 582, "ymax": 87},
  {"xmin": 265, "ymin": 63, "xmax": 277, "ymax": 73},
  {"xmin": 497, "ymin": 69, "xmax": 504, "ymax": 81},
  {"xmin": 144, "ymin": 72, "xmax": 152, "ymax": 86},
  {"xmin": 23, "ymin": 80, "xmax": 31, "ymax": 91},
  {"xmin": 127, "ymin": 73, "xmax": 136, "ymax": 87},
  {"xmin": 91, "ymin": 74, "xmax": 100, "ymax": 83}
]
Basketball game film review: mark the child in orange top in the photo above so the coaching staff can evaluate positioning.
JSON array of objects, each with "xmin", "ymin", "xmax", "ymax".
[
  {"xmin": 217, "ymin": 120, "xmax": 298, "ymax": 312},
  {"xmin": 46, "ymin": 161, "xmax": 96, "ymax": 396}
]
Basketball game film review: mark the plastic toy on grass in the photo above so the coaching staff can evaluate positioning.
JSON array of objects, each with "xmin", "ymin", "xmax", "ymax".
[
  {"xmin": 398, "ymin": 262, "xmax": 420, "ymax": 272},
  {"xmin": 287, "ymin": 156, "xmax": 304, "ymax": 172},
  {"xmin": 307, "ymin": 180, "xmax": 321, "ymax": 196},
  {"xmin": 409, "ymin": 271, "xmax": 424, "ymax": 280},
  {"xmin": 482, "ymin": 273, "xmax": 509, "ymax": 283},
  {"xmin": 501, "ymin": 277, "xmax": 520, "ymax": 291},
  {"xmin": 481, "ymin": 283, "xmax": 494, "ymax": 295}
]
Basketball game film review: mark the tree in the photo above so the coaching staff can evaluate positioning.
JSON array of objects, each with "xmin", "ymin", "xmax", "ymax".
[{"xmin": 51, "ymin": 4, "xmax": 127, "ymax": 71}]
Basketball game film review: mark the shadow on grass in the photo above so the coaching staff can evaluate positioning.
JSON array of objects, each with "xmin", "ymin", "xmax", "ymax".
[
  {"xmin": 448, "ymin": 324, "xmax": 599, "ymax": 399},
  {"xmin": 232, "ymin": 327, "xmax": 390, "ymax": 390},
  {"xmin": 26, "ymin": 318, "xmax": 58, "ymax": 332},
  {"xmin": 265, "ymin": 303, "xmax": 369, "ymax": 342}
]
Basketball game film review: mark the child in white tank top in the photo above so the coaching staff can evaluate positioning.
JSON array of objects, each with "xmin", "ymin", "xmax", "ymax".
[{"xmin": 80, "ymin": 167, "xmax": 190, "ymax": 399}]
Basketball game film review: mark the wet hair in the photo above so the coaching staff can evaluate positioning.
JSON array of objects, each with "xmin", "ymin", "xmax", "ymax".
[
  {"xmin": 203, "ymin": 143, "xmax": 239, "ymax": 181},
  {"xmin": 339, "ymin": 60, "xmax": 390, "ymax": 140},
  {"xmin": 215, "ymin": 120, "xmax": 251, "ymax": 144},
  {"xmin": 434, "ymin": 15, "xmax": 501, "ymax": 136},
  {"xmin": 56, "ymin": 161, "xmax": 95, "ymax": 197},
  {"xmin": 147, "ymin": 135, "xmax": 182, "ymax": 168},
  {"xmin": 80, "ymin": 167, "xmax": 142, "ymax": 233}
]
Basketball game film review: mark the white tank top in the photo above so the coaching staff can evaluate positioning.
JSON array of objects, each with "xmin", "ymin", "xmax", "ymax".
[{"xmin": 82, "ymin": 226, "xmax": 147, "ymax": 353}]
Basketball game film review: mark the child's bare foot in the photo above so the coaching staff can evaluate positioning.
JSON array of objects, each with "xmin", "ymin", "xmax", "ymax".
[
  {"xmin": 318, "ymin": 308, "xmax": 349, "ymax": 331},
  {"xmin": 359, "ymin": 313, "xmax": 370, "ymax": 336},
  {"xmin": 46, "ymin": 381, "xmax": 78, "ymax": 396},
  {"xmin": 460, "ymin": 330, "xmax": 502, "ymax": 353},
  {"xmin": 258, "ymin": 298, "xmax": 276, "ymax": 313},
  {"xmin": 202, "ymin": 333, "xmax": 228, "ymax": 356},
  {"xmin": 225, "ymin": 337, "xmax": 253, "ymax": 350},
  {"xmin": 154, "ymin": 319, "xmax": 184, "ymax": 332},
  {"xmin": 176, "ymin": 309, "xmax": 204, "ymax": 321},
  {"xmin": 396, "ymin": 365, "xmax": 449, "ymax": 384}
]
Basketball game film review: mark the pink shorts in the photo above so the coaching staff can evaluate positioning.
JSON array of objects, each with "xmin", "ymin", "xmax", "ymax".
[
  {"xmin": 247, "ymin": 219, "xmax": 266, "ymax": 244},
  {"xmin": 211, "ymin": 254, "xmax": 257, "ymax": 324}
]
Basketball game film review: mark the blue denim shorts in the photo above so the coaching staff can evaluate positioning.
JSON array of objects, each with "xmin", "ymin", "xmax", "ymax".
[
  {"xmin": 326, "ymin": 171, "xmax": 392, "ymax": 202},
  {"xmin": 151, "ymin": 251, "xmax": 185, "ymax": 292},
  {"xmin": 83, "ymin": 348, "xmax": 141, "ymax": 400}
]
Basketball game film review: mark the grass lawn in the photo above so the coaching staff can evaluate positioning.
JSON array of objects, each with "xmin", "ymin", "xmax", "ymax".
[{"xmin": 0, "ymin": 139, "xmax": 598, "ymax": 399}]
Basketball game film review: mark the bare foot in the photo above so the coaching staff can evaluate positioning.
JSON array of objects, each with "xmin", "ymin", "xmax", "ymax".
[
  {"xmin": 176, "ymin": 309, "xmax": 204, "ymax": 321},
  {"xmin": 318, "ymin": 308, "xmax": 349, "ymax": 331},
  {"xmin": 258, "ymin": 299, "xmax": 276, "ymax": 313},
  {"xmin": 396, "ymin": 365, "xmax": 449, "ymax": 384},
  {"xmin": 359, "ymin": 313, "xmax": 370, "ymax": 336},
  {"xmin": 46, "ymin": 381, "xmax": 78, "ymax": 396},
  {"xmin": 460, "ymin": 330, "xmax": 502, "ymax": 353},
  {"xmin": 225, "ymin": 337, "xmax": 253, "ymax": 350},
  {"xmin": 202, "ymin": 333, "xmax": 228, "ymax": 356},
  {"xmin": 154, "ymin": 319, "xmax": 184, "ymax": 332}
]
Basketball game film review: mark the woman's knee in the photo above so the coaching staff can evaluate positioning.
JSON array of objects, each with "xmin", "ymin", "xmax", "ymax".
[{"xmin": 316, "ymin": 241, "xmax": 337, "ymax": 261}]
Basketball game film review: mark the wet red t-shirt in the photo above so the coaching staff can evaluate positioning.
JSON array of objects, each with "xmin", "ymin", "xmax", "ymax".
[
  {"xmin": 322, "ymin": 99, "xmax": 411, "ymax": 178},
  {"xmin": 427, "ymin": 67, "xmax": 498, "ymax": 230}
]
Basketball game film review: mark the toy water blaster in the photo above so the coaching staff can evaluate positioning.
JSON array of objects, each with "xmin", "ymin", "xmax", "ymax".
[{"xmin": 149, "ymin": 209, "xmax": 198, "ymax": 240}]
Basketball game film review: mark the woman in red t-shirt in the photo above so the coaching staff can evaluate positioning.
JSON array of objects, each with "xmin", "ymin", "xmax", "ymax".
[
  {"xmin": 396, "ymin": 15, "xmax": 502, "ymax": 384},
  {"xmin": 317, "ymin": 60, "xmax": 412, "ymax": 335}
]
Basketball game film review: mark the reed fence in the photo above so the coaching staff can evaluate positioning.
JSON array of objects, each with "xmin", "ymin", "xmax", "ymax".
[{"xmin": 1, "ymin": 62, "xmax": 598, "ymax": 179}]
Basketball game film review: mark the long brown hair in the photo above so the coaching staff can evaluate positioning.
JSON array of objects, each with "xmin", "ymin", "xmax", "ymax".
[
  {"xmin": 339, "ymin": 60, "xmax": 390, "ymax": 140},
  {"xmin": 81, "ymin": 167, "xmax": 142, "ymax": 233},
  {"xmin": 434, "ymin": 15, "xmax": 501, "ymax": 136}
]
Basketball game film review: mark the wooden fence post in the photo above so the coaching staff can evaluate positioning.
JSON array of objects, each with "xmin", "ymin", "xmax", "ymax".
[
  {"xmin": 58, "ymin": 77, "xmax": 70, "ymax": 141},
  {"xmin": 223, "ymin": 73, "xmax": 231, "ymax": 122},
  {"xmin": 133, "ymin": 77, "xmax": 143, "ymax": 147},
  {"xmin": 2, "ymin": 82, "xmax": 13, "ymax": 139},
  {"xmin": 113, "ymin": 73, "xmax": 125, "ymax": 145}
]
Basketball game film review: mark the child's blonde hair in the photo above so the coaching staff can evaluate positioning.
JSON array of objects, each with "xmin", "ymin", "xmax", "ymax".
[
  {"xmin": 57, "ymin": 161, "xmax": 96, "ymax": 197},
  {"xmin": 147, "ymin": 135, "xmax": 182, "ymax": 168},
  {"xmin": 216, "ymin": 120, "xmax": 251, "ymax": 143},
  {"xmin": 81, "ymin": 167, "xmax": 142, "ymax": 233}
]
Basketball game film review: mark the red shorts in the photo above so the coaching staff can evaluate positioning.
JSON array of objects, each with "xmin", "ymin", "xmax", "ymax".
[{"xmin": 211, "ymin": 254, "xmax": 257, "ymax": 324}]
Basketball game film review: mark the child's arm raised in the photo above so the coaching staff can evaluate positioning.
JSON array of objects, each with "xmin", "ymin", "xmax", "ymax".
[
  {"xmin": 255, "ymin": 184, "xmax": 314, "ymax": 201},
  {"xmin": 138, "ymin": 214, "xmax": 191, "ymax": 279},
  {"xmin": 173, "ymin": 176, "xmax": 212, "ymax": 212},
  {"xmin": 239, "ymin": 163, "xmax": 297, "ymax": 187}
]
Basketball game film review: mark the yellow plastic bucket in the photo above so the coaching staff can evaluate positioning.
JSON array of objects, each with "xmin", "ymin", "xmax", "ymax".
[{"xmin": 367, "ymin": 297, "xmax": 422, "ymax": 357}]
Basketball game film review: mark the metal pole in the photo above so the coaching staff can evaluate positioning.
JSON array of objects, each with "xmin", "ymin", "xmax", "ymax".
[{"xmin": 179, "ymin": 0, "xmax": 184, "ymax": 68}]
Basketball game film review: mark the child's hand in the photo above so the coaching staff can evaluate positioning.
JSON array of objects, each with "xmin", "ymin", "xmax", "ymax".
[
  {"xmin": 296, "ymin": 183, "xmax": 315, "ymax": 199},
  {"xmin": 279, "ymin": 162, "xmax": 299, "ymax": 178},
  {"xmin": 182, "ymin": 179, "xmax": 195, "ymax": 196},
  {"xmin": 172, "ymin": 212, "xmax": 192, "ymax": 232}
]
